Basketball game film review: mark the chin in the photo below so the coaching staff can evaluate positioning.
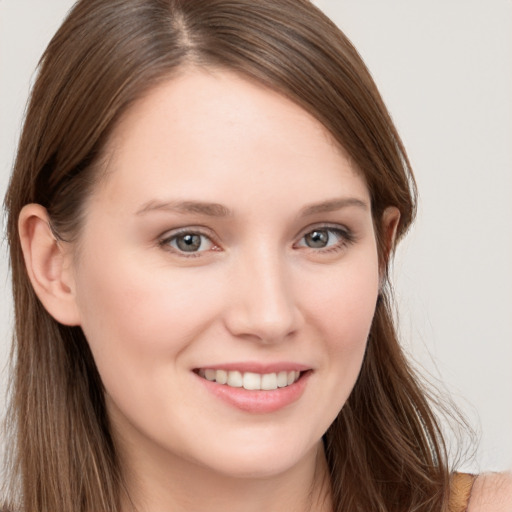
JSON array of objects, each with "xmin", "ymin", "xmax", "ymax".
[{"xmin": 189, "ymin": 435, "xmax": 321, "ymax": 480}]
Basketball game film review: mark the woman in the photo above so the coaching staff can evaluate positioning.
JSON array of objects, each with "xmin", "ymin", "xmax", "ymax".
[{"xmin": 2, "ymin": 0, "xmax": 510, "ymax": 511}]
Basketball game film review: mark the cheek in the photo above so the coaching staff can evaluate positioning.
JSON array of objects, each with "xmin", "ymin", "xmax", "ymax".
[
  {"xmin": 303, "ymin": 254, "xmax": 380, "ymax": 346},
  {"xmin": 299, "ymin": 252, "xmax": 379, "ymax": 412},
  {"xmin": 73, "ymin": 251, "xmax": 222, "ymax": 386}
]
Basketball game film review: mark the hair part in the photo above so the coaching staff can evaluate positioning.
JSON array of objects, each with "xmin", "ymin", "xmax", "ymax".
[{"xmin": 3, "ymin": 1, "xmax": 462, "ymax": 511}]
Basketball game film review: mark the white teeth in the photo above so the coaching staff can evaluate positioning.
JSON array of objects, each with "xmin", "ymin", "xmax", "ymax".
[
  {"xmin": 216, "ymin": 369, "xmax": 228, "ymax": 384},
  {"xmin": 243, "ymin": 372, "xmax": 261, "ymax": 390},
  {"xmin": 227, "ymin": 370, "xmax": 243, "ymax": 388},
  {"xmin": 200, "ymin": 369, "xmax": 302, "ymax": 390},
  {"xmin": 261, "ymin": 373, "xmax": 277, "ymax": 390},
  {"xmin": 277, "ymin": 371, "xmax": 288, "ymax": 388}
]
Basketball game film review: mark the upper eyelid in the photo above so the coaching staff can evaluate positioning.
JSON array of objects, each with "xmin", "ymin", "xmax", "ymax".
[
  {"xmin": 158, "ymin": 227, "xmax": 219, "ymax": 253},
  {"xmin": 294, "ymin": 225, "xmax": 357, "ymax": 255},
  {"xmin": 294, "ymin": 222, "xmax": 352, "ymax": 240},
  {"xmin": 159, "ymin": 226, "xmax": 216, "ymax": 241}
]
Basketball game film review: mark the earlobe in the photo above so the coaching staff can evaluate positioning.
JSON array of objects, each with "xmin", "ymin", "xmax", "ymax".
[{"xmin": 18, "ymin": 204, "xmax": 81, "ymax": 326}]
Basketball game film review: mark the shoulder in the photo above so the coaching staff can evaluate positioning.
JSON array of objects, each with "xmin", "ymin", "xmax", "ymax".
[{"xmin": 468, "ymin": 472, "xmax": 512, "ymax": 512}]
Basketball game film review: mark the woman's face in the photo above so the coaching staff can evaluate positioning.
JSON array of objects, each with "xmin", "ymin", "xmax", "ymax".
[{"xmin": 70, "ymin": 68, "xmax": 387, "ymax": 479}]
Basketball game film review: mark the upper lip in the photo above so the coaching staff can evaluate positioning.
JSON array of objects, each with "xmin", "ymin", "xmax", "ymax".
[{"xmin": 194, "ymin": 362, "xmax": 311, "ymax": 374}]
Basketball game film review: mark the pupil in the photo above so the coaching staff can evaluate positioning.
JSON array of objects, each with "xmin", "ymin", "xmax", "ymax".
[
  {"xmin": 306, "ymin": 230, "xmax": 328, "ymax": 248},
  {"xmin": 177, "ymin": 234, "xmax": 201, "ymax": 252}
]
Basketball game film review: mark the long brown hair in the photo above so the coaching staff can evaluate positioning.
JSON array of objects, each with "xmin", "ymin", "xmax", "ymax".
[{"xmin": 3, "ymin": 0, "xmax": 457, "ymax": 510}]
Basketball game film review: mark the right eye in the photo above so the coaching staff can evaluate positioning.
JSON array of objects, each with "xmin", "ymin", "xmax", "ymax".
[{"xmin": 160, "ymin": 230, "xmax": 216, "ymax": 256}]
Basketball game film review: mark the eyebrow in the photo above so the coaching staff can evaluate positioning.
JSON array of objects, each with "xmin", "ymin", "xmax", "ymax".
[
  {"xmin": 136, "ymin": 200, "xmax": 232, "ymax": 217},
  {"xmin": 298, "ymin": 197, "xmax": 369, "ymax": 216},
  {"xmin": 135, "ymin": 197, "xmax": 368, "ymax": 218}
]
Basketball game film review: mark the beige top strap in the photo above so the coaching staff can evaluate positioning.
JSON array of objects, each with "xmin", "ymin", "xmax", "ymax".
[{"xmin": 449, "ymin": 473, "xmax": 477, "ymax": 512}]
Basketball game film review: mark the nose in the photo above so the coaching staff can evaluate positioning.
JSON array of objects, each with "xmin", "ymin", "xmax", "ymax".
[{"xmin": 223, "ymin": 248, "xmax": 303, "ymax": 344}]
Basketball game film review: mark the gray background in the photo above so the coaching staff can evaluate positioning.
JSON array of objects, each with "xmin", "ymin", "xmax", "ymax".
[{"xmin": 1, "ymin": 0, "xmax": 511, "ymax": 472}]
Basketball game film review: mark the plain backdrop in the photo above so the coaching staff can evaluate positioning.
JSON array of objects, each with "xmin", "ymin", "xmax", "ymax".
[{"xmin": 1, "ymin": 0, "xmax": 511, "ymax": 473}]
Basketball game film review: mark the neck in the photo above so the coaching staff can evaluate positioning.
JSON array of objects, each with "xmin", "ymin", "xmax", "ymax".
[{"xmin": 119, "ymin": 442, "xmax": 332, "ymax": 512}]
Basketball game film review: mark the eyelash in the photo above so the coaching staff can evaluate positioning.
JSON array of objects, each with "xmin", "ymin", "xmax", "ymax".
[
  {"xmin": 158, "ymin": 228, "xmax": 218, "ymax": 258},
  {"xmin": 295, "ymin": 225, "xmax": 355, "ymax": 254},
  {"xmin": 158, "ymin": 224, "xmax": 355, "ymax": 258}
]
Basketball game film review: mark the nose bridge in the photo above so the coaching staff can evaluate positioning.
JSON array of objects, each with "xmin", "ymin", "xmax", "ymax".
[{"xmin": 225, "ymin": 241, "xmax": 301, "ymax": 343}]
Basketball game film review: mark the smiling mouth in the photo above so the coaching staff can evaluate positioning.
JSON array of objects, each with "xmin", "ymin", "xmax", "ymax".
[{"xmin": 196, "ymin": 369, "xmax": 303, "ymax": 391}]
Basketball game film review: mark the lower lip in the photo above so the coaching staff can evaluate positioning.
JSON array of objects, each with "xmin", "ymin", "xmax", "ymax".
[{"xmin": 196, "ymin": 371, "xmax": 311, "ymax": 413}]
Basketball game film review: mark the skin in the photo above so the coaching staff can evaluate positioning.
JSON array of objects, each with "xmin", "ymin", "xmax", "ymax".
[
  {"xmin": 20, "ymin": 67, "xmax": 400, "ymax": 512},
  {"xmin": 468, "ymin": 473, "xmax": 512, "ymax": 512},
  {"xmin": 19, "ymin": 67, "xmax": 512, "ymax": 512}
]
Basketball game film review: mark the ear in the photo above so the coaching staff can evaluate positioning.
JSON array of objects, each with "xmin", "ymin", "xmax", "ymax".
[
  {"xmin": 18, "ymin": 204, "xmax": 81, "ymax": 326},
  {"xmin": 379, "ymin": 206, "xmax": 401, "ymax": 278}
]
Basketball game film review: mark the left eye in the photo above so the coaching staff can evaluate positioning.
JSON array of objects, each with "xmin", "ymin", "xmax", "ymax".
[
  {"xmin": 296, "ymin": 228, "xmax": 348, "ymax": 250},
  {"xmin": 163, "ymin": 232, "xmax": 214, "ymax": 253}
]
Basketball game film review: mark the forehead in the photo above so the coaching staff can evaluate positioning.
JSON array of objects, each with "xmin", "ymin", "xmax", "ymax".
[{"xmin": 93, "ymin": 67, "xmax": 370, "ymax": 212}]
